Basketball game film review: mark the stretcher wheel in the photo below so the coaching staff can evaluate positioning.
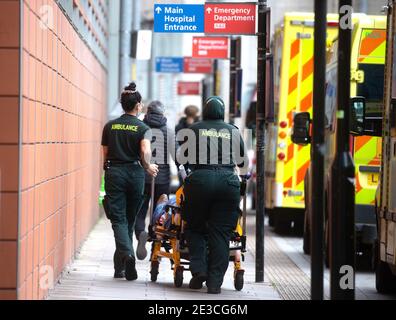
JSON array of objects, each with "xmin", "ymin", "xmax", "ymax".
[
  {"xmin": 174, "ymin": 266, "xmax": 184, "ymax": 288},
  {"xmin": 150, "ymin": 261, "xmax": 159, "ymax": 282},
  {"xmin": 234, "ymin": 270, "xmax": 244, "ymax": 291}
]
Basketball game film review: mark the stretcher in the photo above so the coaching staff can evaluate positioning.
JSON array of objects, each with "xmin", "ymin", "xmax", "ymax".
[{"xmin": 148, "ymin": 173, "xmax": 250, "ymax": 291}]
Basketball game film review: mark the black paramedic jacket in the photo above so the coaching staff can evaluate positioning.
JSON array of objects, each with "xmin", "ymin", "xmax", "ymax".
[{"xmin": 187, "ymin": 102, "xmax": 248, "ymax": 171}]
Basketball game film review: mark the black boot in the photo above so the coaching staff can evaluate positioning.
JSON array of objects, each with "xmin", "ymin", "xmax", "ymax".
[
  {"xmin": 189, "ymin": 272, "xmax": 207, "ymax": 290},
  {"xmin": 124, "ymin": 256, "xmax": 138, "ymax": 281},
  {"xmin": 207, "ymin": 287, "xmax": 221, "ymax": 294},
  {"xmin": 114, "ymin": 270, "xmax": 125, "ymax": 279}
]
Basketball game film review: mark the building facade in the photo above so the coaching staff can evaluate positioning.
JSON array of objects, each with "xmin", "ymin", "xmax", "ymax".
[{"xmin": 0, "ymin": 0, "xmax": 108, "ymax": 300}]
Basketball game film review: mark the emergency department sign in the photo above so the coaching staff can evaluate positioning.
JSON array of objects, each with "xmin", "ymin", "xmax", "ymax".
[
  {"xmin": 192, "ymin": 37, "xmax": 229, "ymax": 59},
  {"xmin": 154, "ymin": 4, "xmax": 205, "ymax": 33},
  {"xmin": 204, "ymin": 3, "xmax": 257, "ymax": 35}
]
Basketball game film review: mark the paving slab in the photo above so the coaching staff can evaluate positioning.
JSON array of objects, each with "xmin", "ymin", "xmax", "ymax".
[{"xmin": 48, "ymin": 216, "xmax": 280, "ymax": 301}]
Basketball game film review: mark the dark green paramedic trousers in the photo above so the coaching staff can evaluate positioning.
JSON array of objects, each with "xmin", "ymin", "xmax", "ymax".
[
  {"xmin": 183, "ymin": 168, "xmax": 240, "ymax": 289},
  {"xmin": 104, "ymin": 164, "xmax": 145, "ymax": 272}
]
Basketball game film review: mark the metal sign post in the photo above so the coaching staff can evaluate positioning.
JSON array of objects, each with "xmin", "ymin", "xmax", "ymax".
[
  {"xmin": 229, "ymin": 37, "xmax": 241, "ymax": 124},
  {"xmin": 229, "ymin": 37, "xmax": 237, "ymax": 124},
  {"xmin": 330, "ymin": 0, "xmax": 356, "ymax": 300},
  {"xmin": 213, "ymin": 59, "xmax": 219, "ymax": 96},
  {"xmin": 255, "ymin": 0, "xmax": 269, "ymax": 283},
  {"xmin": 311, "ymin": 0, "xmax": 327, "ymax": 300}
]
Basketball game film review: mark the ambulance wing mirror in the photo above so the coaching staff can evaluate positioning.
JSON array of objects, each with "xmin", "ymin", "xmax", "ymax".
[
  {"xmin": 350, "ymin": 96, "xmax": 366, "ymax": 136},
  {"xmin": 291, "ymin": 112, "xmax": 311, "ymax": 146}
]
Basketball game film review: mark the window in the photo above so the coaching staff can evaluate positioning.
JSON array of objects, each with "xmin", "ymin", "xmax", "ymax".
[{"xmin": 357, "ymin": 63, "xmax": 385, "ymax": 116}]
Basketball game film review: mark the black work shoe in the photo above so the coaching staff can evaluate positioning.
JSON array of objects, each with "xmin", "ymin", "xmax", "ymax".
[
  {"xmin": 207, "ymin": 287, "xmax": 221, "ymax": 294},
  {"xmin": 114, "ymin": 270, "xmax": 125, "ymax": 279},
  {"xmin": 189, "ymin": 273, "xmax": 207, "ymax": 290},
  {"xmin": 124, "ymin": 256, "xmax": 138, "ymax": 281},
  {"xmin": 136, "ymin": 231, "xmax": 149, "ymax": 260}
]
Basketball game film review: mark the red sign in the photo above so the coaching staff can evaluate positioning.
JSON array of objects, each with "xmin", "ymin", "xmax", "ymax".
[
  {"xmin": 184, "ymin": 57, "xmax": 213, "ymax": 74},
  {"xmin": 177, "ymin": 82, "xmax": 201, "ymax": 95},
  {"xmin": 192, "ymin": 37, "xmax": 229, "ymax": 59},
  {"xmin": 204, "ymin": 3, "xmax": 257, "ymax": 35}
]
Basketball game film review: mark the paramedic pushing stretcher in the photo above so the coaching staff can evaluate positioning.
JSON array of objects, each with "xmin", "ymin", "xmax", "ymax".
[
  {"xmin": 182, "ymin": 96, "xmax": 248, "ymax": 294},
  {"xmin": 101, "ymin": 82, "xmax": 158, "ymax": 281}
]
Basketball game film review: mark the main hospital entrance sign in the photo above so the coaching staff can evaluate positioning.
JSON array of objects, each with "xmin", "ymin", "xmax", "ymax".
[{"xmin": 154, "ymin": 3, "xmax": 257, "ymax": 35}]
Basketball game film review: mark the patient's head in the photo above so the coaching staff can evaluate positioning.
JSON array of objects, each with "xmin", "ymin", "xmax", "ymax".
[{"xmin": 157, "ymin": 194, "xmax": 168, "ymax": 204}]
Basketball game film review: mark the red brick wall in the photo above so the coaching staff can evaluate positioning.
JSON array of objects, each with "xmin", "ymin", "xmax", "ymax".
[
  {"xmin": 0, "ymin": 0, "xmax": 106, "ymax": 300},
  {"xmin": 0, "ymin": 0, "xmax": 21, "ymax": 300}
]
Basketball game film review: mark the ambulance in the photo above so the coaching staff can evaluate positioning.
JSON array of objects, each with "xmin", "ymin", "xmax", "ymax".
[
  {"xmin": 367, "ymin": 1, "xmax": 396, "ymax": 293},
  {"xmin": 293, "ymin": 14, "xmax": 386, "ymax": 264},
  {"xmin": 265, "ymin": 13, "xmax": 339, "ymax": 233}
]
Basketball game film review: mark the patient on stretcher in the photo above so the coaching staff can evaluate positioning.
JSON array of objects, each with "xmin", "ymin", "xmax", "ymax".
[{"xmin": 150, "ymin": 195, "xmax": 181, "ymax": 239}]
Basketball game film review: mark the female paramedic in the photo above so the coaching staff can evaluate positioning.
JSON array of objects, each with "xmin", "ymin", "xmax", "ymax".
[
  {"xmin": 181, "ymin": 96, "xmax": 248, "ymax": 294},
  {"xmin": 101, "ymin": 82, "xmax": 159, "ymax": 281}
]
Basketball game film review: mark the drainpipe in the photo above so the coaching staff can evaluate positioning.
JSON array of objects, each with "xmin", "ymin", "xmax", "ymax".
[{"xmin": 118, "ymin": 0, "xmax": 133, "ymax": 93}]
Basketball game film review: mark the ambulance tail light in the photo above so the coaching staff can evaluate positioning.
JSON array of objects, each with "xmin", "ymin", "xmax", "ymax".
[
  {"xmin": 327, "ymin": 21, "xmax": 338, "ymax": 27},
  {"xmin": 280, "ymin": 121, "xmax": 288, "ymax": 129}
]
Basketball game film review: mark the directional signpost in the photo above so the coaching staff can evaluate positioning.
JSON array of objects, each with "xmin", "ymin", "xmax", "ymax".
[
  {"xmin": 155, "ymin": 57, "xmax": 184, "ymax": 73},
  {"xmin": 154, "ymin": 3, "xmax": 258, "ymax": 35},
  {"xmin": 204, "ymin": 3, "xmax": 257, "ymax": 35},
  {"xmin": 192, "ymin": 37, "xmax": 229, "ymax": 59},
  {"xmin": 154, "ymin": 4, "xmax": 205, "ymax": 33}
]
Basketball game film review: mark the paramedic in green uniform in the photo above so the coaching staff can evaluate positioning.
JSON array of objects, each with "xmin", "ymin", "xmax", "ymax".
[
  {"xmin": 101, "ymin": 82, "xmax": 158, "ymax": 281},
  {"xmin": 181, "ymin": 96, "xmax": 248, "ymax": 294}
]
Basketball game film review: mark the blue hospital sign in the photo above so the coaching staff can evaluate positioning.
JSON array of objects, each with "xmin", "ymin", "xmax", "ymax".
[
  {"xmin": 155, "ymin": 57, "xmax": 184, "ymax": 73},
  {"xmin": 154, "ymin": 4, "xmax": 205, "ymax": 33}
]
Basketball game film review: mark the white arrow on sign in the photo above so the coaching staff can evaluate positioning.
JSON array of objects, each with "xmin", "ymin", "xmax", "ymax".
[
  {"xmin": 206, "ymin": 7, "xmax": 213, "ymax": 14},
  {"xmin": 155, "ymin": 7, "xmax": 162, "ymax": 14}
]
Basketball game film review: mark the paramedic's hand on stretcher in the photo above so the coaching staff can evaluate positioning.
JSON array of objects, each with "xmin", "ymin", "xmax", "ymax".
[
  {"xmin": 146, "ymin": 164, "xmax": 159, "ymax": 177},
  {"xmin": 140, "ymin": 138, "xmax": 159, "ymax": 177}
]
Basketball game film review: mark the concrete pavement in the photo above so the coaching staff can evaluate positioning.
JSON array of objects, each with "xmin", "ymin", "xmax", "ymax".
[{"xmin": 47, "ymin": 215, "xmax": 280, "ymax": 300}]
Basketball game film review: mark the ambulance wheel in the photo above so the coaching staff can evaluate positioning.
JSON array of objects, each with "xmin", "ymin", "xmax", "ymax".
[
  {"xmin": 234, "ymin": 270, "xmax": 245, "ymax": 291},
  {"xmin": 376, "ymin": 260, "xmax": 396, "ymax": 293},
  {"xmin": 275, "ymin": 219, "xmax": 291, "ymax": 234},
  {"xmin": 174, "ymin": 266, "xmax": 184, "ymax": 288},
  {"xmin": 150, "ymin": 261, "xmax": 159, "ymax": 282},
  {"xmin": 375, "ymin": 240, "xmax": 396, "ymax": 293},
  {"xmin": 268, "ymin": 210, "xmax": 275, "ymax": 227}
]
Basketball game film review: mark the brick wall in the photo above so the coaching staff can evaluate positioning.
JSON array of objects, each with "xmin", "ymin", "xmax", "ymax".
[
  {"xmin": 0, "ymin": 0, "xmax": 107, "ymax": 300},
  {"xmin": 0, "ymin": 0, "xmax": 21, "ymax": 300}
]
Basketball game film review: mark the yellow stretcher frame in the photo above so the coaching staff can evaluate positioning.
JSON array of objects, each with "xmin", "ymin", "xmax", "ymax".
[{"xmin": 148, "ymin": 184, "xmax": 247, "ymax": 291}]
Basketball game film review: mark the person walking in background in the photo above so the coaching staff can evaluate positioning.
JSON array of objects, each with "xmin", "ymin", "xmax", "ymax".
[
  {"xmin": 135, "ymin": 101, "xmax": 177, "ymax": 260},
  {"xmin": 175, "ymin": 105, "xmax": 200, "ymax": 134},
  {"xmin": 175, "ymin": 105, "xmax": 200, "ymax": 183},
  {"xmin": 101, "ymin": 82, "xmax": 158, "ymax": 281}
]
